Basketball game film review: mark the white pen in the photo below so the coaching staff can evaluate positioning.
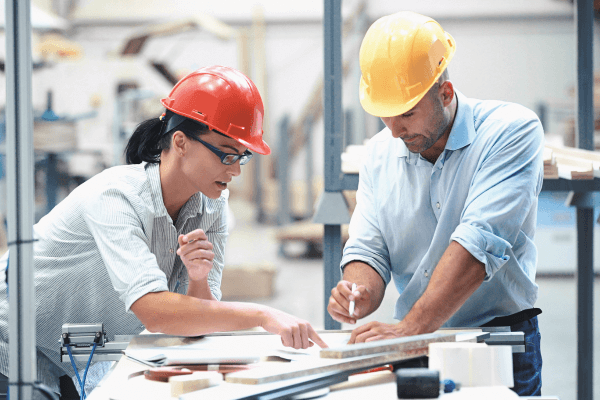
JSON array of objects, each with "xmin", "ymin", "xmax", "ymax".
[{"xmin": 348, "ymin": 283, "xmax": 357, "ymax": 317}]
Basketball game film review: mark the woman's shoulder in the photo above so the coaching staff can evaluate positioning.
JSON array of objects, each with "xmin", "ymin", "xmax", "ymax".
[{"xmin": 75, "ymin": 164, "xmax": 153, "ymax": 203}]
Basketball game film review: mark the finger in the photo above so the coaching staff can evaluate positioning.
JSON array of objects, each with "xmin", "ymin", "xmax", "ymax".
[
  {"xmin": 183, "ymin": 229, "xmax": 208, "ymax": 243},
  {"xmin": 291, "ymin": 326, "xmax": 301, "ymax": 350},
  {"xmin": 337, "ymin": 281, "xmax": 355, "ymax": 298},
  {"xmin": 330, "ymin": 289, "xmax": 351, "ymax": 314},
  {"xmin": 365, "ymin": 335, "xmax": 386, "ymax": 343},
  {"xmin": 329, "ymin": 309, "xmax": 357, "ymax": 325},
  {"xmin": 280, "ymin": 331, "xmax": 292, "ymax": 348},
  {"xmin": 178, "ymin": 244, "xmax": 215, "ymax": 260},
  {"xmin": 186, "ymin": 249, "xmax": 215, "ymax": 262},
  {"xmin": 355, "ymin": 285, "xmax": 369, "ymax": 300},
  {"xmin": 307, "ymin": 328, "xmax": 328, "ymax": 349},
  {"xmin": 299, "ymin": 324, "xmax": 309, "ymax": 349},
  {"xmin": 355, "ymin": 329, "xmax": 379, "ymax": 343},
  {"xmin": 328, "ymin": 299, "xmax": 356, "ymax": 324},
  {"xmin": 348, "ymin": 323, "xmax": 372, "ymax": 344}
]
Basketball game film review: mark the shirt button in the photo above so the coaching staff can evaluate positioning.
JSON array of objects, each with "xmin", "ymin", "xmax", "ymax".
[
  {"xmin": 436, "ymin": 202, "xmax": 440, "ymax": 209},
  {"xmin": 169, "ymin": 248, "xmax": 174, "ymax": 253},
  {"xmin": 424, "ymin": 271, "xmax": 429, "ymax": 277}
]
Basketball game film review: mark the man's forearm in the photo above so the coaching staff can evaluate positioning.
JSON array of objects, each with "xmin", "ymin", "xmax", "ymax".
[
  {"xmin": 342, "ymin": 261, "xmax": 386, "ymax": 317},
  {"xmin": 400, "ymin": 241, "xmax": 486, "ymax": 334}
]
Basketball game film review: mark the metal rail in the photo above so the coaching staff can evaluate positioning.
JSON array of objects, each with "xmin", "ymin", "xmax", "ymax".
[{"xmin": 5, "ymin": 0, "xmax": 36, "ymax": 399}]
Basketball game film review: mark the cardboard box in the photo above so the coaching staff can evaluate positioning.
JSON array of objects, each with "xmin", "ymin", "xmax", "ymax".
[{"xmin": 220, "ymin": 262, "xmax": 277, "ymax": 299}]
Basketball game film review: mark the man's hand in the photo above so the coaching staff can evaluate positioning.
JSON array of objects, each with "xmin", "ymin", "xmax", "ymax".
[
  {"xmin": 328, "ymin": 280, "xmax": 373, "ymax": 324},
  {"xmin": 348, "ymin": 320, "xmax": 420, "ymax": 343},
  {"xmin": 177, "ymin": 229, "xmax": 214, "ymax": 281},
  {"xmin": 259, "ymin": 307, "xmax": 329, "ymax": 350}
]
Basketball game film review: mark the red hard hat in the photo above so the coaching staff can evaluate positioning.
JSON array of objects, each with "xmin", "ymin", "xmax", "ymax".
[{"xmin": 161, "ymin": 65, "xmax": 270, "ymax": 155}]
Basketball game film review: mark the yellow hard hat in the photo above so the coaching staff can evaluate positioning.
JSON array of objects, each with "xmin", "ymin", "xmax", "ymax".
[{"xmin": 359, "ymin": 11, "xmax": 456, "ymax": 117}]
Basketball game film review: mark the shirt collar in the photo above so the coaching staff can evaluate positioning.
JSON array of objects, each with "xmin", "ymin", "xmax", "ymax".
[
  {"xmin": 144, "ymin": 162, "xmax": 204, "ymax": 222},
  {"xmin": 444, "ymin": 90, "xmax": 476, "ymax": 151},
  {"xmin": 394, "ymin": 90, "xmax": 475, "ymax": 161},
  {"xmin": 145, "ymin": 162, "xmax": 169, "ymax": 218}
]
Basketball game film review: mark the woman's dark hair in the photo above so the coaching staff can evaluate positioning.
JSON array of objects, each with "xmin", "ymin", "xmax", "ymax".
[{"xmin": 125, "ymin": 109, "xmax": 209, "ymax": 164}]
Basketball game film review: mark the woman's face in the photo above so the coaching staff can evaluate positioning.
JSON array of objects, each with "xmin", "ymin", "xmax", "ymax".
[{"xmin": 180, "ymin": 130, "xmax": 246, "ymax": 199}]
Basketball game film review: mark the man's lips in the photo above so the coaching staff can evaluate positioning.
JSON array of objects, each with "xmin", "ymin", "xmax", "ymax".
[{"xmin": 402, "ymin": 135, "xmax": 419, "ymax": 143}]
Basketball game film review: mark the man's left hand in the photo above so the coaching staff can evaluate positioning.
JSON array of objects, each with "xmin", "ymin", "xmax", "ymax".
[{"xmin": 349, "ymin": 321, "xmax": 421, "ymax": 343}]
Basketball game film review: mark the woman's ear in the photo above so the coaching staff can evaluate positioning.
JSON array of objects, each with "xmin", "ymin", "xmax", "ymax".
[{"xmin": 172, "ymin": 131, "xmax": 187, "ymax": 156}]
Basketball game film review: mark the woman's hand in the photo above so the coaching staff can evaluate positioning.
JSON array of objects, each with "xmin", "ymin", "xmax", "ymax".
[
  {"xmin": 258, "ymin": 307, "xmax": 328, "ymax": 350},
  {"xmin": 177, "ymin": 229, "xmax": 214, "ymax": 282}
]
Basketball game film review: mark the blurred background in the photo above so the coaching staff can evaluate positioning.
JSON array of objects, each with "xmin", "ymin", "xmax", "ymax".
[{"xmin": 0, "ymin": 1, "xmax": 599, "ymax": 399}]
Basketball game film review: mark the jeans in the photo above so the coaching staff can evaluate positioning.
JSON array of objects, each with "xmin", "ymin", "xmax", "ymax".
[
  {"xmin": 510, "ymin": 316, "xmax": 542, "ymax": 396},
  {"xmin": 0, "ymin": 373, "xmax": 78, "ymax": 400}
]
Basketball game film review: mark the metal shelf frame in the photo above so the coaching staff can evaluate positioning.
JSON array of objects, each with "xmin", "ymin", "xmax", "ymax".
[{"xmin": 318, "ymin": 1, "xmax": 595, "ymax": 399}]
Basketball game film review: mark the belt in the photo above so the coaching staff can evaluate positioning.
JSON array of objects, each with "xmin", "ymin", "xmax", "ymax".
[{"xmin": 481, "ymin": 308, "xmax": 542, "ymax": 328}]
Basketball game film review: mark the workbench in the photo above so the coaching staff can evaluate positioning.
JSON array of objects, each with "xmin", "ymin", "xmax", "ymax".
[{"xmin": 83, "ymin": 329, "xmax": 549, "ymax": 400}]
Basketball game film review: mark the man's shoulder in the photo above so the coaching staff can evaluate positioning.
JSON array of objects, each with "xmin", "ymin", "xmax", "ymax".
[{"xmin": 469, "ymin": 97, "xmax": 540, "ymax": 126}]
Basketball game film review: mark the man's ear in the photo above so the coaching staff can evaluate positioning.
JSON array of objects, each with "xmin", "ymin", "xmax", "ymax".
[{"xmin": 440, "ymin": 80, "xmax": 454, "ymax": 107}]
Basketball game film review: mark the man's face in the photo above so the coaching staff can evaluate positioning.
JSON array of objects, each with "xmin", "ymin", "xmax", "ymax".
[{"xmin": 380, "ymin": 84, "xmax": 448, "ymax": 155}]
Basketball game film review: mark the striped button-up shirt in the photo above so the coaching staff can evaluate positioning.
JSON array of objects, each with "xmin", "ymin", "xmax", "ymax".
[{"xmin": 0, "ymin": 162, "xmax": 228, "ymax": 393}]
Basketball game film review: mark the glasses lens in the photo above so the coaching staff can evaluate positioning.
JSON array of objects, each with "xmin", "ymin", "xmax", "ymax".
[
  {"xmin": 222, "ymin": 154, "xmax": 237, "ymax": 165},
  {"xmin": 239, "ymin": 152, "xmax": 253, "ymax": 165}
]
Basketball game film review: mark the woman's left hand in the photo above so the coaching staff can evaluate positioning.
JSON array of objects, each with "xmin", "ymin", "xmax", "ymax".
[{"xmin": 177, "ymin": 229, "xmax": 214, "ymax": 282}]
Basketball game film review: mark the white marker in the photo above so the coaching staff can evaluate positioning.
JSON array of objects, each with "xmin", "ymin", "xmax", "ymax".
[{"xmin": 348, "ymin": 283, "xmax": 357, "ymax": 317}]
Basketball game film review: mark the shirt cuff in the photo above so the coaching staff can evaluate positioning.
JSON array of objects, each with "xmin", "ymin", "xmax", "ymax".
[
  {"xmin": 340, "ymin": 253, "xmax": 391, "ymax": 285},
  {"xmin": 450, "ymin": 223, "xmax": 511, "ymax": 281},
  {"xmin": 123, "ymin": 272, "xmax": 169, "ymax": 312}
]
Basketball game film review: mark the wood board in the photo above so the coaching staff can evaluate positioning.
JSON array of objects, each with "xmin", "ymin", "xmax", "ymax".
[
  {"xmin": 319, "ymin": 332, "xmax": 455, "ymax": 359},
  {"xmin": 224, "ymin": 349, "xmax": 424, "ymax": 385},
  {"xmin": 225, "ymin": 332, "xmax": 456, "ymax": 385}
]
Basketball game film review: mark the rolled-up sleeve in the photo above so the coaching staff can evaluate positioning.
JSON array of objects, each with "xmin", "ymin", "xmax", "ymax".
[
  {"xmin": 341, "ymin": 159, "xmax": 392, "ymax": 285},
  {"xmin": 451, "ymin": 115, "xmax": 544, "ymax": 280},
  {"xmin": 83, "ymin": 187, "xmax": 168, "ymax": 312}
]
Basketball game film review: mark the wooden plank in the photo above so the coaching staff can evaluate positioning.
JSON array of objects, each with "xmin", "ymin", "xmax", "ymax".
[
  {"xmin": 225, "ymin": 349, "xmax": 423, "ymax": 385},
  {"xmin": 319, "ymin": 332, "xmax": 455, "ymax": 359},
  {"xmin": 555, "ymin": 154, "xmax": 595, "ymax": 180},
  {"xmin": 225, "ymin": 333, "xmax": 455, "ymax": 385}
]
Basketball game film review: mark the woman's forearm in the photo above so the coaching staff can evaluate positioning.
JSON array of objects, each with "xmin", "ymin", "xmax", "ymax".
[{"xmin": 131, "ymin": 291, "xmax": 265, "ymax": 336}]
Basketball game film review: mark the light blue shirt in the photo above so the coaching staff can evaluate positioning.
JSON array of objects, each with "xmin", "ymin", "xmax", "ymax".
[{"xmin": 341, "ymin": 91, "xmax": 544, "ymax": 327}]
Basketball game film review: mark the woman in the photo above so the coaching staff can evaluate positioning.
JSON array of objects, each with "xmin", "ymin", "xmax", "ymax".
[{"xmin": 0, "ymin": 66, "xmax": 326, "ymax": 399}]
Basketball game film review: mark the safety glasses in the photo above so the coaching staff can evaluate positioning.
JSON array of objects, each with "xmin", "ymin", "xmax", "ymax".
[{"xmin": 189, "ymin": 136, "xmax": 253, "ymax": 165}]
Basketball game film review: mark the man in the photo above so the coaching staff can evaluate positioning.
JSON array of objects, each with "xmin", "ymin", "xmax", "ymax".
[{"xmin": 327, "ymin": 11, "xmax": 543, "ymax": 396}]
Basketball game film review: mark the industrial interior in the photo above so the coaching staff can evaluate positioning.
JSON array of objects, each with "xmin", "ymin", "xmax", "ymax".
[{"xmin": 0, "ymin": 1, "xmax": 599, "ymax": 400}]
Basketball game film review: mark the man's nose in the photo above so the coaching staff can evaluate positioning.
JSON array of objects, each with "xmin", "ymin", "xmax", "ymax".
[{"xmin": 382, "ymin": 117, "xmax": 406, "ymax": 138}]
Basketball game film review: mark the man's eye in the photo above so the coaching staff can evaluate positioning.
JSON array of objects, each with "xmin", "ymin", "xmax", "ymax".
[{"xmin": 404, "ymin": 113, "xmax": 413, "ymax": 118}]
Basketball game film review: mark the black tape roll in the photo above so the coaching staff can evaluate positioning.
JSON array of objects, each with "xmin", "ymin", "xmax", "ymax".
[{"xmin": 396, "ymin": 368, "xmax": 440, "ymax": 399}]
